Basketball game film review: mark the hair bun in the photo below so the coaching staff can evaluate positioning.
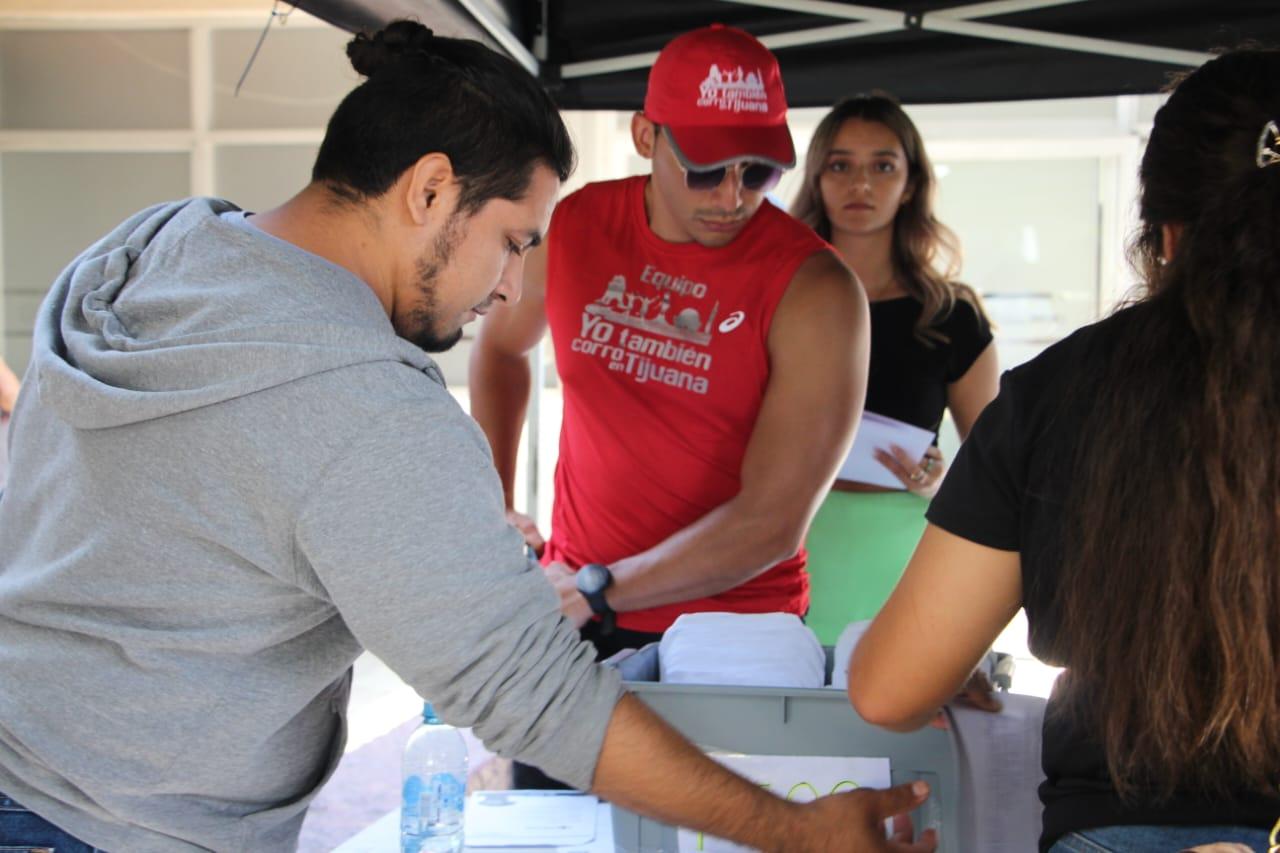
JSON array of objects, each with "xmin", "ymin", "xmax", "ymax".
[{"xmin": 347, "ymin": 20, "xmax": 437, "ymax": 78}]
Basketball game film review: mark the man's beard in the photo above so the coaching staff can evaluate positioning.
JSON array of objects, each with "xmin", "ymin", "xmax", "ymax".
[{"xmin": 401, "ymin": 212, "xmax": 466, "ymax": 353}]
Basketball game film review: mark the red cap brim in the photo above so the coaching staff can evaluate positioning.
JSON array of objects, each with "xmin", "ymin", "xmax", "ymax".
[{"xmin": 664, "ymin": 122, "xmax": 795, "ymax": 171}]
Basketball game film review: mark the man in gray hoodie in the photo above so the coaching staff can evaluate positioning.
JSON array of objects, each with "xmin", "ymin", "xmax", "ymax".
[{"xmin": 0, "ymin": 19, "xmax": 936, "ymax": 853}]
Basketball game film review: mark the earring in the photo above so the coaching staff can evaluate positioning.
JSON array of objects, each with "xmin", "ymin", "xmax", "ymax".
[{"xmin": 1256, "ymin": 120, "xmax": 1280, "ymax": 169}]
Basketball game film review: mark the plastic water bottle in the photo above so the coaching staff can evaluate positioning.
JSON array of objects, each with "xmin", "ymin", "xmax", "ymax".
[{"xmin": 400, "ymin": 702, "xmax": 468, "ymax": 853}]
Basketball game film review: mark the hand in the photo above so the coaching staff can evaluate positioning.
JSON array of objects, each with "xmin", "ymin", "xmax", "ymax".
[
  {"xmin": 929, "ymin": 668, "xmax": 1003, "ymax": 730},
  {"xmin": 875, "ymin": 444, "xmax": 945, "ymax": 498},
  {"xmin": 953, "ymin": 668, "xmax": 1001, "ymax": 712},
  {"xmin": 0, "ymin": 357, "xmax": 20, "ymax": 415},
  {"xmin": 506, "ymin": 508, "xmax": 545, "ymax": 557},
  {"xmin": 541, "ymin": 561, "xmax": 591, "ymax": 629},
  {"xmin": 789, "ymin": 781, "xmax": 937, "ymax": 852}
]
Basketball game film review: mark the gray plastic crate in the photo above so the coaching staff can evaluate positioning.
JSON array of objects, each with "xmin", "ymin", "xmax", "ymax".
[{"xmin": 608, "ymin": 646, "xmax": 960, "ymax": 853}]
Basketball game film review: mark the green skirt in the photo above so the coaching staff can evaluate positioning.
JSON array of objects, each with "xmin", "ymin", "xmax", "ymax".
[{"xmin": 803, "ymin": 490, "xmax": 928, "ymax": 645}]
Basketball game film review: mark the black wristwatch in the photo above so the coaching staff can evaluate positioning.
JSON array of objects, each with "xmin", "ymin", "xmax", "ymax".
[{"xmin": 576, "ymin": 563, "xmax": 616, "ymax": 635}]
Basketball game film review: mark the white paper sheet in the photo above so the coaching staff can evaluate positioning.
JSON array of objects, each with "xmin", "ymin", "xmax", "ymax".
[
  {"xmin": 676, "ymin": 754, "xmax": 892, "ymax": 852},
  {"xmin": 946, "ymin": 692, "xmax": 1047, "ymax": 853},
  {"xmin": 330, "ymin": 799, "xmax": 615, "ymax": 853},
  {"xmin": 464, "ymin": 791, "xmax": 598, "ymax": 847},
  {"xmin": 837, "ymin": 411, "xmax": 936, "ymax": 489}
]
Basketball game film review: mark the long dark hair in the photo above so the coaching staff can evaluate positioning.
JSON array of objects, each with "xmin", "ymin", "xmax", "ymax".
[
  {"xmin": 790, "ymin": 92, "xmax": 987, "ymax": 345},
  {"xmin": 1055, "ymin": 48, "xmax": 1280, "ymax": 802},
  {"xmin": 312, "ymin": 20, "xmax": 575, "ymax": 216}
]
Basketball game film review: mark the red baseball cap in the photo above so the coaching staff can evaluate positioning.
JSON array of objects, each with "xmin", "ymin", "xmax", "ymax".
[{"xmin": 643, "ymin": 24, "xmax": 795, "ymax": 171}]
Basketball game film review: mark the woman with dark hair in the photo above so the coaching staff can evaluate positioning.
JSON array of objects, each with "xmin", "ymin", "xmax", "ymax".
[
  {"xmin": 848, "ymin": 49, "xmax": 1280, "ymax": 852},
  {"xmin": 790, "ymin": 93, "xmax": 998, "ymax": 641}
]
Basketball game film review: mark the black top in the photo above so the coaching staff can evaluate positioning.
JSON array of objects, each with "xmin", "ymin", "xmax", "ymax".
[
  {"xmin": 926, "ymin": 306, "xmax": 1280, "ymax": 851},
  {"xmin": 866, "ymin": 295, "xmax": 992, "ymax": 436}
]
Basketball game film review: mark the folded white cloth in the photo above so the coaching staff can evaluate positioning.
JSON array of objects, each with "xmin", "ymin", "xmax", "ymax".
[
  {"xmin": 658, "ymin": 612, "xmax": 825, "ymax": 688},
  {"xmin": 829, "ymin": 619, "xmax": 874, "ymax": 690}
]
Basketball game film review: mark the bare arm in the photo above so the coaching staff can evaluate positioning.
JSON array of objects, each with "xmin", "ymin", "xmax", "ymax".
[
  {"xmin": 592, "ymin": 693, "xmax": 937, "ymax": 853},
  {"xmin": 468, "ymin": 243, "xmax": 549, "ymax": 509},
  {"xmin": 946, "ymin": 342, "xmax": 999, "ymax": 440},
  {"xmin": 847, "ymin": 524, "xmax": 1021, "ymax": 731},
  {"xmin": 584, "ymin": 251, "xmax": 868, "ymax": 614}
]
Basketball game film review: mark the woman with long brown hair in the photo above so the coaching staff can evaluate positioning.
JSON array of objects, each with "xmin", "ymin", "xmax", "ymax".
[
  {"xmin": 848, "ymin": 48, "xmax": 1280, "ymax": 852},
  {"xmin": 790, "ymin": 93, "xmax": 998, "ymax": 643}
]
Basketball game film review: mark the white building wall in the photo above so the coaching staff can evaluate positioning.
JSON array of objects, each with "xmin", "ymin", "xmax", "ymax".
[{"xmin": 0, "ymin": 8, "xmax": 1162, "ymax": 391}]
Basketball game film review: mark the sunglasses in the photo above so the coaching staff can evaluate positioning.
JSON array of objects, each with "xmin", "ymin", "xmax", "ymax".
[{"xmin": 661, "ymin": 127, "xmax": 784, "ymax": 193}]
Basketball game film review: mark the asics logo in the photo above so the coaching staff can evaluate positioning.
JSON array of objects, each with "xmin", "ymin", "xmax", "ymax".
[{"xmin": 719, "ymin": 311, "xmax": 746, "ymax": 333}]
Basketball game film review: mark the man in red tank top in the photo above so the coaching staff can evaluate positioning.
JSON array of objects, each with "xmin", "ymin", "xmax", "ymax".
[{"xmin": 471, "ymin": 25, "xmax": 869, "ymax": 660}]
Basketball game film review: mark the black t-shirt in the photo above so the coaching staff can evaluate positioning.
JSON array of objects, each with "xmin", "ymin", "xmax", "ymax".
[
  {"xmin": 926, "ymin": 305, "xmax": 1280, "ymax": 850},
  {"xmin": 866, "ymin": 295, "xmax": 992, "ymax": 436}
]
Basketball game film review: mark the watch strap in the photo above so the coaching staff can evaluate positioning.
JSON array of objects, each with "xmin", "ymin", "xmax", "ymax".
[{"xmin": 578, "ymin": 563, "xmax": 616, "ymax": 635}]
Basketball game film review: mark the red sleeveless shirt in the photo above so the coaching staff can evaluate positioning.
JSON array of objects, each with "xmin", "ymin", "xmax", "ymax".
[{"xmin": 544, "ymin": 176, "xmax": 831, "ymax": 633}]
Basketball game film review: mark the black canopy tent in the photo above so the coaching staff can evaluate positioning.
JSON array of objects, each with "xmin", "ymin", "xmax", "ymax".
[
  {"xmin": 289, "ymin": 0, "xmax": 1280, "ymax": 107},
  {"xmin": 281, "ymin": 0, "xmax": 1279, "ymax": 517}
]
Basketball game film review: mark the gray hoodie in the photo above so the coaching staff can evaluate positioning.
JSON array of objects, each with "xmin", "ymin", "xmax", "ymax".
[{"xmin": 0, "ymin": 198, "xmax": 621, "ymax": 852}]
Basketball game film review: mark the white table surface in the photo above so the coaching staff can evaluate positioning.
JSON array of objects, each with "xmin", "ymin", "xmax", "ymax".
[{"xmin": 333, "ymin": 801, "xmax": 615, "ymax": 853}]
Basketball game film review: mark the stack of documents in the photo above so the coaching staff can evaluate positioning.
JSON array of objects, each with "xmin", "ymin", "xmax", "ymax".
[
  {"xmin": 948, "ymin": 693, "xmax": 1047, "ymax": 853},
  {"xmin": 465, "ymin": 790, "xmax": 599, "ymax": 848}
]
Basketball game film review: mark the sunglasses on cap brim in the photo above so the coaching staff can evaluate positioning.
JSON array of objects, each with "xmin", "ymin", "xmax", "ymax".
[{"xmin": 660, "ymin": 126, "xmax": 785, "ymax": 194}]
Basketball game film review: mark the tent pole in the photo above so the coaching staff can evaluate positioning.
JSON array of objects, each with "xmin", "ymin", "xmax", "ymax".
[
  {"xmin": 723, "ymin": 0, "xmax": 1089, "ymax": 22},
  {"xmin": 941, "ymin": 0, "xmax": 1086, "ymax": 17},
  {"xmin": 728, "ymin": 0, "xmax": 1210, "ymax": 67},
  {"xmin": 922, "ymin": 17, "xmax": 1209, "ymax": 66},
  {"xmin": 561, "ymin": 21, "xmax": 897, "ymax": 78},
  {"xmin": 722, "ymin": 0, "xmax": 900, "ymax": 22},
  {"xmin": 454, "ymin": 0, "xmax": 539, "ymax": 75},
  {"xmin": 561, "ymin": 0, "xmax": 1211, "ymax": 82},
  {"xmin": 760, "ymin": 21, "xmax": 901, "ymax": 51}
]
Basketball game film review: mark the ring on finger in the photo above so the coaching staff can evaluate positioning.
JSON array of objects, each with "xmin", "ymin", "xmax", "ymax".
[{"xmin": 910, "ymin": 470, "xmax": 926, "ymax": 483}]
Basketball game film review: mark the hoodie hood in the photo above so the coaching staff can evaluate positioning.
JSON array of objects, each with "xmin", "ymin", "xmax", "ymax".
[{"xmin": 34, "ymin": 197, "xmax": 441, "ymax": 429}]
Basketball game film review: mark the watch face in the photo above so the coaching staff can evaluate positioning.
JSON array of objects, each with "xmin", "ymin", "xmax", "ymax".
[{"xmin": 577, "ymin": 563, "xmax": 609, "ymax": 595}]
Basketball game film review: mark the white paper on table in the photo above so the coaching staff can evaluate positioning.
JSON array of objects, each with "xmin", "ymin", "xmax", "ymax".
[
  {"xmin": 465, "ymin": 790, "xmax": 598, "ymax": 847},
  {"xmin": 837, "ymin": 411, "xmax": 936, "ymax": 490},
  {"xmin": 676, "ymin": 755, "xmax": 891, "ymax": 852},
  {"xmin": 946, "ymin": 692, "xmax": 1047, "ymax": 853},
  {"xmin": 329, "ymin": 800, "xmax": 615, "ymax": 853}
]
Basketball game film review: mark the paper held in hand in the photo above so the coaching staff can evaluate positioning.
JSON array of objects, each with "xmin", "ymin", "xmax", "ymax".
[{"xmin": 837, "ymin": 412, "xmax": 936, "ymax": 490}]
